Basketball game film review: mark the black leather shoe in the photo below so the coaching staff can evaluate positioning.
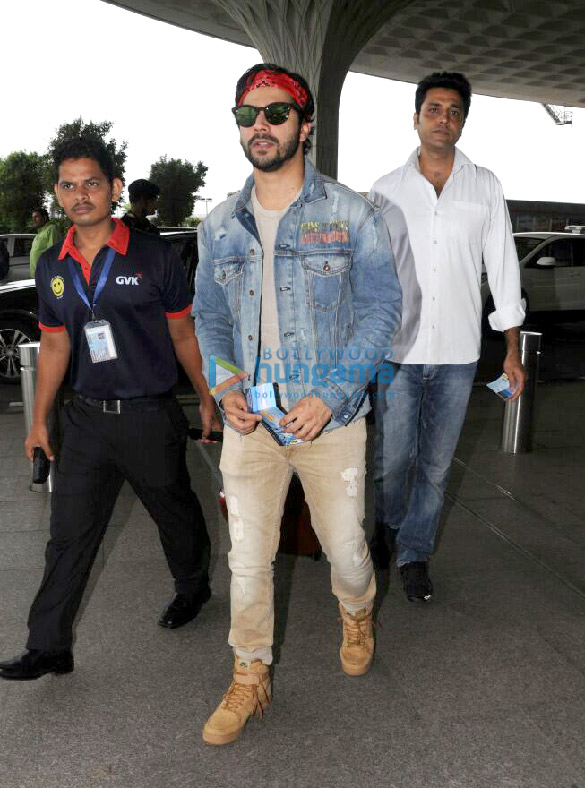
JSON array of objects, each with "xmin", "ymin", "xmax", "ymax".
[
  {"xmin": 400, "ymin": 561, "xmax": 433, "ymax": 603},
  {"xmin": 158, "ymin": 586, "xmax": 211, "ymax": 629},
  {"xmin": 0, "ymin": 649, "xmax": 74, "ymax": 681}
]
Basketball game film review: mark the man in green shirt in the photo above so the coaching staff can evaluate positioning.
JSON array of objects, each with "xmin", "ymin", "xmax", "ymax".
[{"xmin": 30, "ymin": 207, "xmax": 61, "ymax": 276}]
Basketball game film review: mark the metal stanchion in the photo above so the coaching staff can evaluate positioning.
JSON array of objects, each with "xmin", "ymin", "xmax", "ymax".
[
  {"xmin": 501, "ymin": 331, "xmax": 542, "ymax": 454},
  {"xmin": 20, "ymin": 342, "xmax": 61, "ymax": 492}
]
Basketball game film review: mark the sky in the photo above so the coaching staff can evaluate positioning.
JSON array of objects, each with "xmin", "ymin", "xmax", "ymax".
[{"xmin": 3, "ymin": 0, "xmax": 584, "ymax": 216}]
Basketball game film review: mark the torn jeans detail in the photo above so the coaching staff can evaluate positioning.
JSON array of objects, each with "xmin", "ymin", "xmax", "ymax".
[{"xmin": 219, "ymin": 418, "xmax": 374, "ymax": 665}]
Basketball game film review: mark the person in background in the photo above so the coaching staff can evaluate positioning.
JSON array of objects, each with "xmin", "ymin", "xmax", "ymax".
[
  {"xmin": 30, "ymin": 207, "xmax": 61, "ymax": 276},
  {"xmin": 122, "ymin": 179, "xmax": 160, "ymax": 235},
  {"xmin": 368, "ymin": 71, "xmax": 526, "ymax": 602}
]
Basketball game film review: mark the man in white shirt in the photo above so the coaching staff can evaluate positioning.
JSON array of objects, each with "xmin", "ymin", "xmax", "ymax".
[{"xmin": 368, "ymin": 71, "xmax": 526, "ymax": 602}]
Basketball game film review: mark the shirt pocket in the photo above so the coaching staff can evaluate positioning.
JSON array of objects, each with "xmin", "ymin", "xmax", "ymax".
[
  {"xmin": 301, "ymin": 251, "xmax": 351, "ymax": 312},
  {"xmin": 213, "ymin": 258, "xmax": 245, "ymax": 314},
  {"xmin": 450, "ymin": 201, "xmax": 488, "ymax": 237}
]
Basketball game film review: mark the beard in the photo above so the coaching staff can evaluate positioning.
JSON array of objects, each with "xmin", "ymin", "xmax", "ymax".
[{"xmin": 242, "ymin": 129, "xmax": 301, "ymax": 172}]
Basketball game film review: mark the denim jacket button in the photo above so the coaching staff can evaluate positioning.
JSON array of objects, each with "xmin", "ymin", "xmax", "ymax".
[
  {"xmin": 249, "ymin": 248, "xmax": 255, "ymax": 254},
  {"xmin": 221, "ymin": 271, "xmax": 226, "ymax": 279},
  {"xmin": 248, "ymin": 335, "xmax": 253, "ymax": 341},
  {"xmin": 249, "ymin": 290, "xmax": 255, "ymax": 295},
  {"xmin": 323, "ymin": 263, "xmax": 331, "ymax": 272}
]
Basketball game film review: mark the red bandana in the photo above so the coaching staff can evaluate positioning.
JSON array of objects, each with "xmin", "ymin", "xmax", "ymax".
[{"xmin": 238, "ymin": 69, "xmax": 310, "ymax": 110}]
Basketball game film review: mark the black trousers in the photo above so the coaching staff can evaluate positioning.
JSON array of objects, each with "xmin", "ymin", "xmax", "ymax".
[{"xmin": 27, "ymin": 396, "xmax": 211, "ymax": 651}]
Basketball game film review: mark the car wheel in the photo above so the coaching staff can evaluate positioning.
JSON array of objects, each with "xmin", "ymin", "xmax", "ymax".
[{"xmin": 0, "ymin": 320, "xmax": 39, "ymax": 384}]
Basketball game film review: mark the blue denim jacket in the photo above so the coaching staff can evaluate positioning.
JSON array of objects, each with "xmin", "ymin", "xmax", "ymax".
[{"xmin": 193, "ymin": 159, "xmax": 402, "ymax": 430}]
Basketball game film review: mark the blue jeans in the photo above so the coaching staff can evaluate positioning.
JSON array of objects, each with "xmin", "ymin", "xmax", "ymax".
[{"xmin": 373, "ymin": 362, "xmax": 477, "ymax": 566}]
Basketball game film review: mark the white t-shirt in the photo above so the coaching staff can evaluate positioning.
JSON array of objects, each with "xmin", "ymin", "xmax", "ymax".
[{"xmin": 252, "ymin": 187, "xmax": 294, "ymax": 406}]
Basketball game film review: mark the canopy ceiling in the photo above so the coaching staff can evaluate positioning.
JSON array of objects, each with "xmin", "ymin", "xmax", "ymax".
[{"xmin": 104, "ymin": 0, "xmax": 585, "ymax": 106}]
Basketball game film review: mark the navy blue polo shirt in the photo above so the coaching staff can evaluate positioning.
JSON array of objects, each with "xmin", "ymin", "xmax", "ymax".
[{"xmin": 36, "ymin": 219, "xmax": 192, "ymax": 398}]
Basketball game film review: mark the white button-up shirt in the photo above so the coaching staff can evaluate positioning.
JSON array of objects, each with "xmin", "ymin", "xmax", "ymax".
[{"xmin": 368, "ymin": 147, "xmax": 525, "ymax": 364}]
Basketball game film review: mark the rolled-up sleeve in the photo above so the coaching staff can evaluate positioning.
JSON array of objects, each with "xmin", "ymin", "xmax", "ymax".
[{"xmin": 484, "ymin": 176, "xmax": 526, "ymax": 331}]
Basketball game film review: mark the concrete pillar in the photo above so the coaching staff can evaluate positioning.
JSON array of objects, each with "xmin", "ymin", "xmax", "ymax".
[{"xmin": 214, "ymin": 0, "xmax": 405, "ymax": 178}]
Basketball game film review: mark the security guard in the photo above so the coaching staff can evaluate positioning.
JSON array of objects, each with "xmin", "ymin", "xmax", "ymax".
[{"xmin": 0, "ymin": 136, "xmax": 216, "ymax": 681}]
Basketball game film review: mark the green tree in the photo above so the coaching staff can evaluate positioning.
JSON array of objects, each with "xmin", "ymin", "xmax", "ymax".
[
  {"xmin": 182, "ymin": 215, "xmax": 201, "ymax": 228},
  {"xmin": 149, "ymin": 156, "xmax": 207, "ymax": 226},
  {"xmin": 46, "ymin": 118, "xmax": 127, "ymax": 184},
  {"xmin": 0, "ymin": 151, "xmax": 47, "ymax": 232}
]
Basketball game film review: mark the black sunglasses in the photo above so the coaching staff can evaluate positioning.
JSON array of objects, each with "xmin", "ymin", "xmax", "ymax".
[{"xmin": 232, "ymin": 102, "xmax": 301, "ymax": 127}]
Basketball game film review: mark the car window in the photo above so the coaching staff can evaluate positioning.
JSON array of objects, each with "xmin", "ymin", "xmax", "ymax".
[
  {"xmin": 543, "ymin": 240, "xmax": 572, "ymax": 268},
  {"xmin": 166, "ymin": 237, "xmax": 193, "ymax": 270},
  {"xmin": 13, "ymin": 237, "xmax": 33, "ymax": 257},
  {"xmin": 164, "ymin": 234, "xmax": 198, "ymax": 292},
  {"xmin": 514, "ymin": 237, "xmax": 543, "ymax": 262}
]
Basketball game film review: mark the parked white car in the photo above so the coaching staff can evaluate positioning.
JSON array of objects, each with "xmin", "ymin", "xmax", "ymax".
[
  {"xmin": 0, "ymin": 234, "xmax": 35, "ymax": 283},
  {"xmin": 482, "ymin": 229, "xmax": 585, "ymax": 331}
]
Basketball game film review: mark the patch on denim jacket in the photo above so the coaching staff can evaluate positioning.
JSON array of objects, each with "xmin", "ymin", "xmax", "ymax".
[{"xmin": 301, "ymin": 219, "xmax": 349, "ymax": 245}]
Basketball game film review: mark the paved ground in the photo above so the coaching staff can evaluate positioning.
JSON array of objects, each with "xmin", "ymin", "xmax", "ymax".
[{"xmin": 0, "ymin": 372, "xmax": 584, "ymax": 788}]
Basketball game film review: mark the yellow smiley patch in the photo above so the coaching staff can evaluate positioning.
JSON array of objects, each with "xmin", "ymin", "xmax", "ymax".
[{"xmin": 51, "ymin": 276, "xmax": 65, "ymax": 299}]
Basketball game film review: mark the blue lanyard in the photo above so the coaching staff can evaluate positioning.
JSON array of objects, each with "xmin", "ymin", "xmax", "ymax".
[{"xmin": 67, "ymin": 246, "xmax": 116, "ymax": 318}]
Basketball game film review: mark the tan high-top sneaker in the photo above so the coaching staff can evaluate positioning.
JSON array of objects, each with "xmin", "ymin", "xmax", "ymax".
[
  {"xmin": 202, "ymin": 658, "xmax": 271, "ymax": 745},
  {"xmin": 339, "ymin": 603, "xmax": 374, "ymax": 676}
]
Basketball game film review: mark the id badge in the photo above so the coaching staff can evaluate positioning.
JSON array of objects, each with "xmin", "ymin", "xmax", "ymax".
[{"xmin": 84, "ymin": 320, "xmax": 118, "ymax": 363}]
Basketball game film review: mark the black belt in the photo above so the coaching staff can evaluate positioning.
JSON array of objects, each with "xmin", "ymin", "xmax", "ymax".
[{"xmin": 74, "ymin": 392, "xmax": 172, "ymax": 415}]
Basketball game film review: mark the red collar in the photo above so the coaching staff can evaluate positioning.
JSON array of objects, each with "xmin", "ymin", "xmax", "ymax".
[{"xmin": 57, "ymin": 218, "xmax": 129, "ymax": 262}]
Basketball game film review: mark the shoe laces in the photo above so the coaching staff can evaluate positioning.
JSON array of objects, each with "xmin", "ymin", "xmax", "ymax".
[
  {"xmin": 340, "ymin": 610, "xmax": 373, "ymax": 647},
  {"xmin": 222, "ymin": 681, "xmax": 255, "ymax": 712},
  {"xmin": 221, "ymin": 673, "xmax": 270, "ymax": 717}
]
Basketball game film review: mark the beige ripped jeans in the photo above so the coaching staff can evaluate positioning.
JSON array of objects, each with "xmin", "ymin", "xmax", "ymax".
[{"xmin": 219, "ymin": 417, "xmax": 375, "ymax": 665}]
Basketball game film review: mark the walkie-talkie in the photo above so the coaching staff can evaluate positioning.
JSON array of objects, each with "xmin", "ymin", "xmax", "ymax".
[{"xmin": 32, "ymin": 447, "xmax": 51, "ymax": 484}]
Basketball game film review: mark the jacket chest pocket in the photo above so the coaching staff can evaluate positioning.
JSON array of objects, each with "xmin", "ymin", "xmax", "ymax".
[
  {"xmin": 213, "ymin": 259, "xmax": 245, "ymax": 314},
  {"xmin": 301, "ymin": 252, "xmax": 351, "ymax": 311}
]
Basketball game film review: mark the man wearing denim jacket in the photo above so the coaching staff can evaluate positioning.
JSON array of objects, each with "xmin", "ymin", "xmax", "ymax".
[{"xmin": 193, "ymin": 63, "xmax": 401, "ymax": 746}]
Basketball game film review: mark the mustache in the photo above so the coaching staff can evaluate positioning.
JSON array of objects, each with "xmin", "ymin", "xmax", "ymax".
[{"xmin": 248, "ymin": 133, "xmax": 279, "ymax": 147}]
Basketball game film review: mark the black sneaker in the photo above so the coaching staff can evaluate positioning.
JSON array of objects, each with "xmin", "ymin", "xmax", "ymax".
[{"xmin": 399, "ymin": 562, "xmax": 433, "ymax": 603}]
